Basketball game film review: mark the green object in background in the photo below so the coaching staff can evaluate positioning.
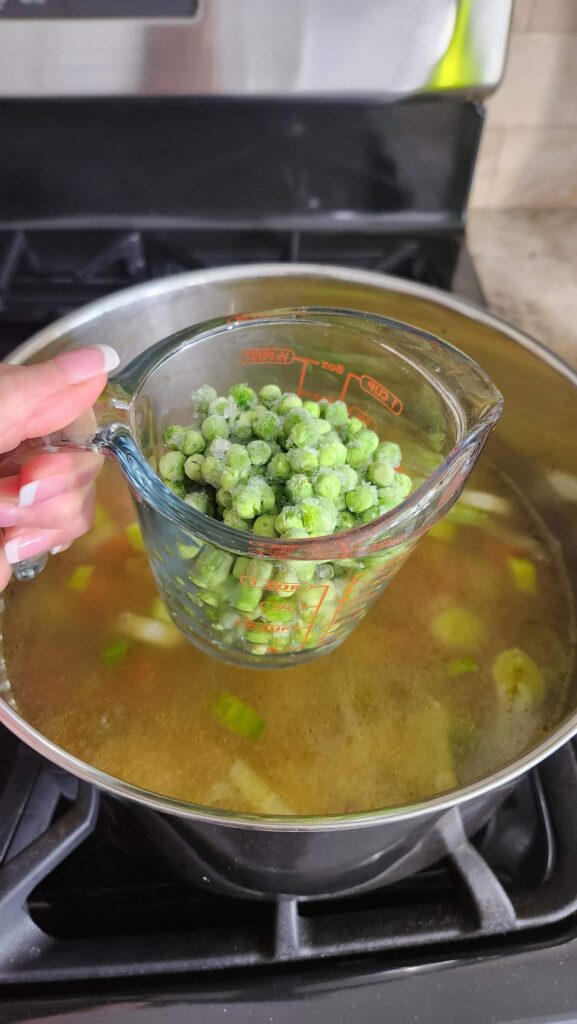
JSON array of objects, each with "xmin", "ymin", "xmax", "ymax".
[{"xmin": 428, "ymin": 0, "xmax": 480, "ymax": 92}]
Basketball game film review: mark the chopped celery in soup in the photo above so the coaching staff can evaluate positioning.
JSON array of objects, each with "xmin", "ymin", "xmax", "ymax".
[{"xmin": 1, "ymin": 458, "xmax": 574, "ymax": 816}]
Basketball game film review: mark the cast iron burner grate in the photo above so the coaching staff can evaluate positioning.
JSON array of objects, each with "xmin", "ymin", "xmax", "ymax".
[
  {"xmin": 0, "ymin": 228, "xmax": 481, "ymax": 356},
  {"xmin": 1, "ymin": 726, "xmax": 577, "ymax": 988}
]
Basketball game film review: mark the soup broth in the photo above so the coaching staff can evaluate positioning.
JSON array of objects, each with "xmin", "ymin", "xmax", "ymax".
[{"xmin": 1, "ymin": 460, "xmax": 574, "ymax": 816}]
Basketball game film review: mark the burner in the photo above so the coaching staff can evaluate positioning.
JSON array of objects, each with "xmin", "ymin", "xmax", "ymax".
[{"xmin": 1, "ymin": 725, "xmax": 576, "ymax": 988}]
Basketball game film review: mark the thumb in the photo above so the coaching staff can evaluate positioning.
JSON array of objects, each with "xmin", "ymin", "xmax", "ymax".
[{"xmin": 0, "ymin": 345, "xmax": 120, "ymax": 455}]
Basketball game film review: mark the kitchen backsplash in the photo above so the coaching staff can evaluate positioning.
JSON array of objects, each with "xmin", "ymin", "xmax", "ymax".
[{"xmin": 470, "ymin": 0, "xmax": 577, "ymax": 208}]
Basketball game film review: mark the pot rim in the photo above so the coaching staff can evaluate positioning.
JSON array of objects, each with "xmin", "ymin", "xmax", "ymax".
[{"xmin": 3, "ymin": 261, "xmax": 577, "ymax": 832}]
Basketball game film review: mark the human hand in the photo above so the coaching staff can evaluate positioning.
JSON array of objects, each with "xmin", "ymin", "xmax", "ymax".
[{"xmin": 0, "ymin": 345, "xmax": 119, "ymax": 592}]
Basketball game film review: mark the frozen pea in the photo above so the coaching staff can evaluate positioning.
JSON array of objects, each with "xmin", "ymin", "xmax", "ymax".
[
  {"xmin": 314, "ymin": 470, "xmax": 341, "ymax": 501},
  {"xmin": 355, "ymin": 429, "xmax": 380, "ymax": 455},
  {"xmin": 337, "ymin": 509, "xmax": 356, "ymax": 531},
  {"xmin": 315, "ymin": 419, "xmax": 332, "ymax": 436},
  {"xmin": 346, "ymin": 446, "xmax": 369, "ymax": 471},
  {"xmin": 335, "ymin": 464, "xmax": 358, "ymax": 492},
  {"xmin": 159, "ymin": 451, "xmax": 185, "ymax": 482},
  {"xmin": 201, "ymin": 414, "xmax": 229, "ymax": 441},
  {"xmin": 252, "ymin": 477, "xmax": 276, "ymax": 512},
  {"xmin": 184, "ymin": 453, "xmax": 205, "ymax": 483},
  {"xmin": 283, "ymin": 526, "xmax": 309, "ymax": 540},
  {"xmin": 261, "ymin": 594, "xmax": 296, "ymax": 624},
  {"xmin": 185, "ymin": 489, "xmax": 214, "ymax": 515},
  {"xmin": 231, "ymin": 411, "xmax": 254, "ymax": 443},
  {"xmin": 209, "ymin": 396, "xmax": 234, "ymax": 417},
  {"xmin": 246, "ymin": 558, "xmax": 274, "ymax": 583},
  {"xmin": 269, "ymin": 632, "xmax": 292, "ymax": 650},
  {"xmin": 360, "ymin": 506, "xmax": 382, "ymax": 524},
  {"xmin": 225, "ymin": 444, "xmax": 251, "ymax": 472},
  {"xmin": 252, "ymin": 409, "xmax": 280, "ymax": 441},
  {"xmin": 181, "ymin": 428, "xmax": 205, "ymax": 456},
  {"xmin": 267, "ymin": 452, "xmax": 291, "ymax": 481},
  {"xmin": 163, "ymin": 425, "xmax": 186, "ymax": 449},
  {"xmin": 303, "ymin": 400, "xmax": 321, "ymax": 418},
  {"xmin": 229, "ymin": 383, "xmax": 257, "ymax": 409},
  {"xmin": 231, "ymin": 583, "xmax": 263, "ymax": 613},
  {"xmin": 191, "ymin": 548, "xmax": 234, "ymax": 588},
  {"xmin": 206, "ymin": 437, "xmax": 231, "ymax": 460},
  {"xmin": 321, "ymin": 400, "xmax": 349, "ymax": 427},
  {"xmin": 318, "ymin": 439, "xmax": 348, "ymax": 467},
  {"xmin": 376, "ymin": 488, "xmax": 402, "ymax": 512},
  {"xmin": 275, "ymin": 506, "xmax": 304, "ymax": 534},
  {"xmin": 301, "ymin": 496, "xmax": 338, "ymax": 536},
  {"xmin": 165, "ymin": 480, "xmax": 186, "ymax": 498},
  {"xmin": 287, "ymin": 447, "xmax": 318, "ymax": 475},
  {"xmin": 282, "ymin": 407, "xmax": 310, "ymax": 437},
  {"xmin": 224, "ymin": 509, "xmax": 250, "ymax": 529},
  {"xmin": 335, "ymin": 493, "xmax": 347, "ymax": 511},
  {"xmin": 216, "ymin": 486, "xmax": 233, "ymax": 509},
  {"xmin": 286, "ymin": 473, "xmax": 313, "ymax": 501},
  {"xmin": 220, "ymin": 467, "xmax": 241, "ymax": 491},
  {"xmin": 277, "ymin": 393, "xmax": 303, "ymax": 415},
  {"xmin": 368, "ymin": 462, "xmax": 396, "ymax": 487},
  {"xmin": 287, "ymin": 421, "xmax": 318, "ymax": 449},
  {"xmin": 347, "ymin": 416, "xmax": 364, "ymax": 437},
  {"xmin": 192, "ymin": 384, "xmax": 217, "ymax": 413},
  {"xmin": 345, "ymin": 484, "xmax": 377, "ymax": 514},
  {"xmin": 233, "ymin": 482, "xmax": 264, "ymax": 520},
  {"xmin": 392, "ymin": 472, "xmax": 412, "ymax": 499},
  {"xmin": 374, "ymin": 442, "xmax": 402, "ymax": 467},
  {"xmin": 259, "ymin": 383, "xmax": 282, "ymax": 408},
  {"xmin": 201, "ymin": 455, "xmax": 223, "ymax": 488},
  {"xmin": 247, "ymin": 439, "xmax": 272, "ymax": 466},
  {"xmin": 253, "ymin": 514, "xmax": 278, "ymax": 537},
  {"xmin": 233, "ymin": 556, "xmax": 250, "ymax": 578}
]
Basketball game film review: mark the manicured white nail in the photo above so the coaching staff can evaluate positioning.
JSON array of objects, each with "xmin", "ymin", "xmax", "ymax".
[
  {"xmin": 18, "ymin": 481, "xmax": 38, "ymax": 507},
  {"xmin": 50, "ymin": 543, "xmax": 71, "ymax": 555},
  {"xmin": 54, "ymin": 344, "xmax": 120, "ymax": 382}
]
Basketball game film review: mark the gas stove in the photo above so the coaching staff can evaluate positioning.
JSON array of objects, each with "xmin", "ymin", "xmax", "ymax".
[{"xmin": 2, "ymin": 23, "xmax": 577, "ymax": 1014}]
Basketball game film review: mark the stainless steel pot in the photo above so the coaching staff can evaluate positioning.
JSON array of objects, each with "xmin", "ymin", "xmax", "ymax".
[{"xmin": 1, "ymin": 264, "xmax": 576, "ymax": 899}]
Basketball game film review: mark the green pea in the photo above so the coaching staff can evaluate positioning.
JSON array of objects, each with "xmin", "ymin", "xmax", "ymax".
[
  {"xmin": 231, "ymin": 411, "xmax": 254, "ymax": 442},
  {"xmin": 286, "ymin": 473, "xmax": 313, "ymax": 501},
  {"xmin": 192, "ymin": 384, "xmax": 217, "ymax": 413},
  {"xmin": 318, "ymin": 439, "xmax": 348, "ymax": 467},
  {"xmin": 321, "ymin": 400, "xmax": 349, "ymax": 427},
  {"xmin": 184, "ymin": 453, "xmax": 205, "ymax": 482},
  {"xmin": 303, "ymin": 400, "xmax": 321, "ymax": 418},
  {"xmin": 201, "ymin": 455, "xmax": 224, "ymax": 488},
  {"xmin": 287, "ymin": 447, "xmax": 318, "ymax": 475},
  {"xmin": 229, "ymin": 383, "xmax": 257, "ymax": 408},
  {"xmin": 345, "ymin": 484, "xmax": 376, "ymax": 514},
  {"xmin": 374, "ymin": 442, "xmax": 402, "ymax": 467},
  {"xmin": 368, "ymin": 462, "xmax": 396, "ymax": 487},
  {"xmin": 201, "ymin": 414, "xmax": 229, "ymax": 441},
  {"xmin": 159, "ymin": 451, "xmax": 185, "ymax": 482},
  {"xmin": 163, "ymin": 425, "xmax": 186, "ymax": 449},
  {"xmin": 267, "ymin": 452, "xmax": 291, "ymax": 481},
  {"xmin": 253, "ymin": 514, "xmax": 278, "ymax": 537},
  {"xmin": 314, "ymin": 470, "xmax": 341, "ymax": 501},
  {"xmin": 277, "ymin": 393, "xmax": 303, "ymax": 414},
  {"xmin": 259, "ymin": 383, "xmax": 282, "ymax": 408},
  {"xmin": 247, "ymin": 439, "xmax": 272, "ymax": 466},
  {"xmin": 275, "ymin": 506, "xmax": 304, "ymax": 534},
  {"xmin": 252, "ymin": 410, "xmax": 280, "ymax": 441}
]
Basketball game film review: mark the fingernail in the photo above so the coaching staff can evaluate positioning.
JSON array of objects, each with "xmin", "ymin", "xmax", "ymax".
[
  {"xmin": 4, "ymin": 532, "xmax": 53, "ymax": 565},
  {"xmin": 0, "ymin": 503, "xmax": 18, "ymax": 527},
  {"xmin": 53, "ymin": 345, "xmax": 120, "ymax": 382},
  {"xmin": 50, "ymin": 543, "xmax": 71, "ymax": 555},
  {"xmin": 19, "ymin": 475, "xmax": 65, "ymax": 507}
]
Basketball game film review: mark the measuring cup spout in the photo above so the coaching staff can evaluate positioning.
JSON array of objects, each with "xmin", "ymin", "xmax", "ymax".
[{"xmin": 11, "ymin": 379, "xmax": 133, "ymax": 582}]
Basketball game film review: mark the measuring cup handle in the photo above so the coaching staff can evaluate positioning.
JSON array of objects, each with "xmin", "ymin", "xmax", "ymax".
[{"xmin": 11, "ymin": 554, "xmax": 49, "ymax": 582}]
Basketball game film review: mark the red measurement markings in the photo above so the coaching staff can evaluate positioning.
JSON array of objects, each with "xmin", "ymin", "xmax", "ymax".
[
  {"xmin": 243, "ymin": 620, "xmax": 290, "ymax": 633},
  {"xmin": 240, "ymin": 348, "xmax": 295, "ymax": 365},
  {"xmin": 317, "ymin": 574, "xmax": 360, "ymax": 641},
  {"xmin": 359, "ymin": 375, "xmax": 403, "ymax": 416},
  {"xmin": 239, "ymin": 575, "xmax": 300, "ymax": 593}
]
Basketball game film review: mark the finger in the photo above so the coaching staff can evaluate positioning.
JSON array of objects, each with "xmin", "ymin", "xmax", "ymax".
[
  {"xmin": 0, "ymin": 482, "xmax": 95, "ymax": 530},
  {"xmin": 3, "ymin": 491, "xmax": 95, "ymax": 566},
  {"xmin": 0, "ymin": 544, "xmax": 10, "ymax": 593},
  {"xmin": 18, "ymin": 451, "xmax": 103, "ymax": 508},
  {"xmin": 0, "ymin": 345, "xmax": 119, "ymax": 454}
]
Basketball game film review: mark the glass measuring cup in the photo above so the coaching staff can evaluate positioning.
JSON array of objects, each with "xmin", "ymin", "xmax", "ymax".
[{"xmin": 13, "ymin": 307, "xmax": 503, "ymax": 668}]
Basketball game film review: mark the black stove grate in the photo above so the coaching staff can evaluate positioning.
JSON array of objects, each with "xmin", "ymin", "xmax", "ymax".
[
  {"xmin": 1, "ymin": 727, "xmax": 577, "ymax": 988},
  {"xmin": 0, "ymin": 227, "xmax": 479, "ymax": 356}
]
